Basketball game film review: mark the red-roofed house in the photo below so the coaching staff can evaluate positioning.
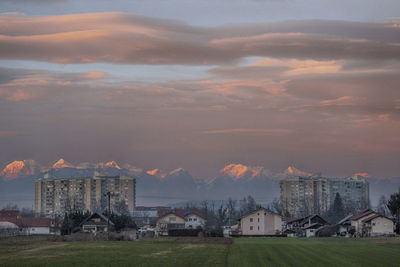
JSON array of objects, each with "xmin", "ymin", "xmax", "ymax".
[
  {"xmin": 0, "ymin": 217, "xmax": 55, "ymax": 235},
  {"xmin": 348, "ymin": 209, "xmax": 378, "ymax": 236},
  {"xmin": 361, "ymin": 214, "xmax": 394, "ymax": 236}
]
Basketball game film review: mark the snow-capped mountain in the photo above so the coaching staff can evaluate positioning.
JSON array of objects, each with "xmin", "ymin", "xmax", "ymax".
[
  {"xmin": 1, "ymin": 158, "xmax": 399, "ymax": 207},
  {"xmin": 146, "ymin": 168, "xmax": 166, "ymax": 179},
  {"xmin": 51, "ymin": 158, "xmax": 75, "ymax": 169},
  {"xmin": 0, "ymin": 160, "xmax": 30, "ymax": 180},
  {"xmin": 0, "ymin": 160, "xmax": 42, "ymax": 180},
  {"xmin": 284, "ymin": 166, "xmax": 313, "ymax": 177}
]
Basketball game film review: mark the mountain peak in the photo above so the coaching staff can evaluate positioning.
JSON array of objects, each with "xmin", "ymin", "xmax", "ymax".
[
  {"xmin": 0, "ymin": 160, "xmax": 30, "ymax": 180},
  {"xmin": 284, "ymin": 166, "xmax": 312, "ymax": 177},
  {"xmin": 105, "ymin": 161, "xmax": 121, "ymax": 170},
  {"xmin": 146, "ymin": 168, "xmax": 166, "ymax": 179},
  {"xmin": 52, "ymin": 158, "xmax": 74, "ymax": 169},
  {"xmin": 220, "ymin": 163, "xmax": 262, "ymax": 179}
]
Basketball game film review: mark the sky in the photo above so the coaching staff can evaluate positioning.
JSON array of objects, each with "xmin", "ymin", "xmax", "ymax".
[{"xmin": 1, "ymin": 0, "xmax": 400, "ymax": 179}]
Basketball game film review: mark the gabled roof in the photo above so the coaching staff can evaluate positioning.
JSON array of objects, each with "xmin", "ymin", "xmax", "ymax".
[
  {"xmin": 303, "ymin": 223, "xmax": 323, "ymax": 229},
  {"xmin": 299, "ymin": 214, "xmax": 328, "ymax": 226},
  {"xmin": 338, "ymin": 214, "xmax": 353, "ymax": 225},
  {"xmin": 157, "ymin": 212, "xmax": 185, "ymax": 221},
  {"xmin": 348, "ymin": 209, "xmax": 376, "ymax": 221},
  {"xmin": 0, "ymin": 217, "xmax": 51, "ymax": 227},
  {"xmin": 240, "ymin": 208, "xmax": 281, "ymax": 219},
  {"xmin": 81, "ymin": 212, "xmax": 114, "ymax": 226}
]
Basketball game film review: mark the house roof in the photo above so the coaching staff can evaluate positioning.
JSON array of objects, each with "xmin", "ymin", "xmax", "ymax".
[
  {"xmin": 0, "ymin": 210, "xmax": 20, "ymax": 218},
  {"xmin": 362, "ymin": 214, "xmax": 393, "ymax": 223},
  {"xmin": 80, "ymin": 212, "xmax": 115, "ymax": 226},
  {"xmin": 348, "ymin": 209, "xmax": 376, "ymax": 221},
  {"xmin": 240, "ymin": 208, "xmax": 280, "ymax": 220},
  {"xmin": 0, "ymin": 217, "xmax": 51, "ymax": 227},
  {"xmin": 338, "ymin": 214, "xmax": 353, "ymax": 225},
  {"xmin": 298, "ymin": 214, "xmax": 328, "ymax": 226},
  {"xmin": 303, "ymin": 223, "xmax": 323, "ymax": 229},
  {"xmin": 157, "ymin": 212, "xmax": 185, "ymax": 221},
  {"xmin": 157, "ymin": 208, "xmax": 203, "ymax": 219}
]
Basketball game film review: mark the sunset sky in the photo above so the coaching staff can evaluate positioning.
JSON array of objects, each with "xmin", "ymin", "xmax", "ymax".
[{"xmin": 1, "ymin": 0, "xmax": 400, "ymax": 179}]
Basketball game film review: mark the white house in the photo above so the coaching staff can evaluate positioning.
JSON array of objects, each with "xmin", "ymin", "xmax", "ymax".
[
  {"xmin": 362, "ymin": 214, "xmax": 394, "ymax": 236},
  {"xmin": 185, "ymin": 213, "xmax": 205, "ymax": 229},
  {"xmin": 239, "ymin": 208, "xmax": 282, "ymax": 236}
]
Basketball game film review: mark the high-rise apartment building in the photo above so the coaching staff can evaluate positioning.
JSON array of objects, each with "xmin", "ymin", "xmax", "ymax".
[
  {"xmin": 280, "ymin": 175, "xmax": 369, "ymax": 217},
  {"xmin": 35, "ymin": 173, "xmax": 136, "ymax": 216}
]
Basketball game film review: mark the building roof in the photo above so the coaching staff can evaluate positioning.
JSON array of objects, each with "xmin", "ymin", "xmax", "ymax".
[
  {"xmin": 240, "ymin": 208, "xmax": 281, "ymax": 220},
  {"xmin": 81, "ymin": 212, "xmax": 114, "ymax": 226},
  {"xmin": 338, "ymin": 214, "xmax": 353, "ymax": 225},
  {"xmin": 348, "ymin": 209, "xmax": 376, "ymax": 221},
  {"xmin": 303, "ymin": 223, "xmax": 323, "ymax": 229},
  {"xmin": 157, "ymin": 212, "xmax": 185, "ymax": 221},
  {"xmin": 0, "ymin": 217, "xmax": 51, "ymax": 227},
  {"xmin": 157, "ymin": 208, "xmax": 203, "ymax": 219},
  {"xmin": 361, "ymin": 214, "xmax": 393, "ymax": 223},
  {"xmin": 0, "ymin": 210, "xmax": 20, "ymax": 218}
]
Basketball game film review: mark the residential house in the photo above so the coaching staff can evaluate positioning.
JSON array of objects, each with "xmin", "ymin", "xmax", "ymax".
[
  {"xmin": 0, "ymin": 216, "xmax": 54, "ymax": 235},
  {"xmin": 155, "ymin": 213, "xmax": 185, "ymax": 236},
  {"xmin": 132, "ymin": 206, "xmax": 171, "ymax": 227},
  {"xmin": 239, "ymin": 208, "xmax": 282, "ymax": 236},
  {"xmin": 361, "ymin": 214, "xmax": 394, "ymax": 236},
  {"xmin": 81, "ymin": 212, "xmax": 114, "ymax": 233},
  {"xmin": 184, "ymin": 210, "xmax": 205, "ymax": 229},
  {"xmin": 348, "ymin": 209, "xmax": 378, "ymax": 236},
  {"xmin": 284, "ymin": 214, "xmax": 329, "ymax": 237}
]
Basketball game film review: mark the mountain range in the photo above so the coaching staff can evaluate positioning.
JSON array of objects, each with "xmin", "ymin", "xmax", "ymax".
[{"xmin": 1, "ymin": 159, "xmax": 399, "ymax": 208}]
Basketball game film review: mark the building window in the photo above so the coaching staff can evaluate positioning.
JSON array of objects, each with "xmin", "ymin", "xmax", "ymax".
[
  {"xmin": 250, "ymin": 218, "xmax": 253, "ymax": 222},
  {"xmin": 194, "ymin": 218, "xmax": 197, "ymax": 221},
  {"xmin": 258, "ymin": 218, "xmax": 260, "ymax": 222},
  {"xmin": 250, "ymin": 226, "xmax": 253, "ymax": 230}
]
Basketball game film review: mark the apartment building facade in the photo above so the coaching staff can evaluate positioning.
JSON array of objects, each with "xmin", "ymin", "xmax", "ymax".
[
  {"xmin": 35, "ymin": 173, "xmax": 135, "ymax": 216},
  {"xmin": 280, "ymin": 175, "xmax": 369, "ymax": 217}
]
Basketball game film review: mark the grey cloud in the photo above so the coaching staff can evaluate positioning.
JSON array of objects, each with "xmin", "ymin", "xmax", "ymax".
[{"xmin": 1, "ymin": 13, "xmax": 400, "ymax": 65}]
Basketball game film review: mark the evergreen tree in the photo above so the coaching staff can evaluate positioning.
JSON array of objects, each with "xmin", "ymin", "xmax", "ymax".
[{"xmin": 331, "ymin": 193, "xmax": 345, "ymax": 223}]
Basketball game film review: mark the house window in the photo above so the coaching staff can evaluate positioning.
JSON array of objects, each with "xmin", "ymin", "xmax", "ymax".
[
  {"xmin": 264, "ymin": 213, "xmax": 266, "ymax": 216},
  {"xmin": 257, "ymin": 213, "xmax": 259, "ymax": 216},
  {"xmin": 258, "ymin": 218, "xmax": 260, "ymax": 222},
  {"xmin": 372, "ymin": 223, "xmax": 376, "ymax": 226},
  {"xmin": 250, "ymin": 226, "xmax": 253, "ymax": 230},
  {"xmin": 169, "ymin": 217, "xmax": 176, "ymax": 222},
  {"xmin": 250, "ymin": 218, "xmax": 253, "ymax": 222},
  {"xmin": 194, "ymin": 218, "xmax": 197, "ymax": 221}
]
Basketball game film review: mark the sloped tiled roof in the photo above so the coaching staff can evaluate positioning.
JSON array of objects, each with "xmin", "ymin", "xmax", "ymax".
[
  {"xmin": 348, "ymin": 209, "xmax": 376, "ymax": 221},
  {"xmin": 0, "ymin": 217, "xmax": 51, "ymax": 227}
]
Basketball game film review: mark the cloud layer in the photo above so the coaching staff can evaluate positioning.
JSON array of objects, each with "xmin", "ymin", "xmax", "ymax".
[{"xmin": 1, "ymin": 13, "xmax": 400, "ymax": 179}]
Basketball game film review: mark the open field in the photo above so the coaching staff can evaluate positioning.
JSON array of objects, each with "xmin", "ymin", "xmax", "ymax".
[{"xmin": 0, "ymin": 236, "xmax": 399, "ymax": 266}]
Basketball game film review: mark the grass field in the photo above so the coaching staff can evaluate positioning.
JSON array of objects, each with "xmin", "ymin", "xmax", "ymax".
[{"xmin": 0, "ymin": 236, "xmax": 399, "ymax": 266}]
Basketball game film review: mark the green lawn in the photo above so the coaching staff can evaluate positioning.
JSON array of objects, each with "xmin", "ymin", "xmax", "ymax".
[
  {"xmin": 228, "ymin": 237, "xmax": 400, "ymax": 267},
  {"xmin": 0, "ymin": 237, "xmax": 399, "ymax": 267}
]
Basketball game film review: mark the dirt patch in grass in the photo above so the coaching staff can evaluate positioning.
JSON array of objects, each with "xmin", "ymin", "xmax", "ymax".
[
  {"xmin": 24, "ymin": 243, "xmax": 68, "ymax": 253},
  {"xmin": 176, "ymin": 237, "xmax": 233, "ymax": 244},
  {"xmin": 181, "ymin": 244, "xmax": 205, "ymax": 249}
]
